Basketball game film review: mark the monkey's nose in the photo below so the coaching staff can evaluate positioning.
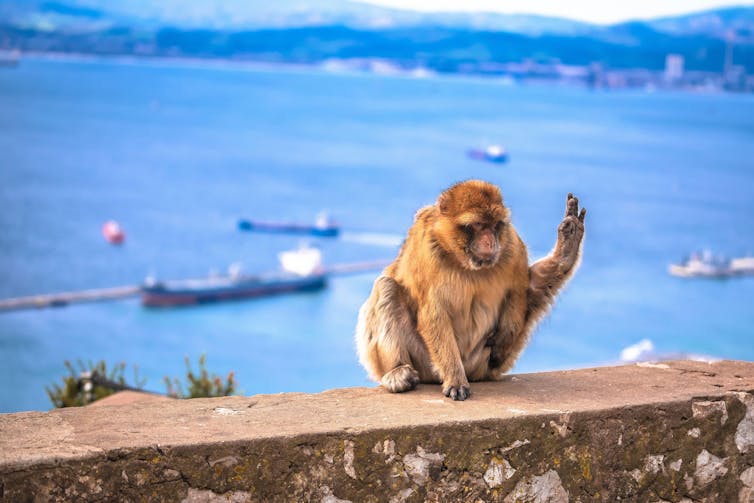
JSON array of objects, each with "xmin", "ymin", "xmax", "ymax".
[{"xmin": 475, "ymin": 239, "xmax": 499, "ymax": 258}]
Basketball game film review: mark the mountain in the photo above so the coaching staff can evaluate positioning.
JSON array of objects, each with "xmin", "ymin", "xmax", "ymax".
[
  {"xmin": 0, "ymin": 0, "xmax": 617, "ymax": 34},
  {"xmin": 647, "ymin": 6, "xmax": 754, "ymax": 40},
  {"xmin": 1, "ymin": 2, "xmax": 753, "ymax": 76},
  {"xmin": 3, "ymin": 1, "xmax": 754, "ymax": 39}
]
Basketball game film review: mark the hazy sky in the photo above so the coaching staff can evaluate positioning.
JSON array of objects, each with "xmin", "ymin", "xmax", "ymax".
[{"xmin": 359, "ymin": 0, "xmax": 754, "ymax": 24}]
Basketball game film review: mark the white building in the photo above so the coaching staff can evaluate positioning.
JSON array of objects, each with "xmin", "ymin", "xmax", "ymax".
[{"xmin": 664, "ymin": 54, "xmax": 684, "ymax": 83}]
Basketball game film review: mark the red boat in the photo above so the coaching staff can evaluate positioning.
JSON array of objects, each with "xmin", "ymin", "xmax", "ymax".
[{"xmin": 102, "ymin": 220, "xmax": 125, "ymax": 245}]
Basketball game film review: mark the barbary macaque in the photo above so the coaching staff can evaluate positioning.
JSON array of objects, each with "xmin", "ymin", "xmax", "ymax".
[{"xmin": 355, "ymin": 180, "xmax": 585, "ymax": 400}]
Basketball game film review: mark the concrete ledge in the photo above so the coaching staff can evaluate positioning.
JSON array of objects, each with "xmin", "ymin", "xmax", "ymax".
[{"xmin": 2, "ymin": 360, "xmax": 754, "ymax": 502}]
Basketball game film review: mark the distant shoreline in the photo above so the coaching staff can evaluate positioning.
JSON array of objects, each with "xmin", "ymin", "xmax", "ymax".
[
  {"xmin": 12, "ymin": 51, "xmax": 737, "ymax": 98},
  {"xmin": 13, "ymin": 50, "xmax": 538, "ymax": 87}
]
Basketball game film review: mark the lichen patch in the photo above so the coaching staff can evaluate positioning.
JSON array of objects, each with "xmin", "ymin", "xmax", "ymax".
[
  {"xmin": 691, "ymin": 400, "xmax": 728, "ymax": 425},
  {"xmin": 643, "ymin": 454, "xmax": 665, "ymax": 475}
]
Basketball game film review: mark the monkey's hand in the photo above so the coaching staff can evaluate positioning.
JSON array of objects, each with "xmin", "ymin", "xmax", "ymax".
[{"xmin": 554, "ymin": 193, "xmax": 586, "ymax": 271}]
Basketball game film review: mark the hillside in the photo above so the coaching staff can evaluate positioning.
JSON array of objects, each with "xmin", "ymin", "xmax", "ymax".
[{"xmin": 1, "ymin": 2, "xmax": 753, "ymax": 76}]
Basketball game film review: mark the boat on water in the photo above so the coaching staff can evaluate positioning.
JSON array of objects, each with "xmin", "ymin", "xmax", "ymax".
[
  {"xmin": 238, "ymin": 211, "xmax": 339, "ymax": 237},
  {"xmin": 141, "ymin": 245, "xmax": 326, "ymax": 307},
  {"xmin": 466, "ymin": 145, "xmax": 508, "ymax": 163},
  {"xmin": 730, "ymin": 256, "xmax": 754, "ymax": 274},
  {"xmin": 102, "ymin": 220, "xmax": 125, "ymax": 245},
  {"xmin": 668, "ymin": 251, "xmax": 754, "ymax": 279}
]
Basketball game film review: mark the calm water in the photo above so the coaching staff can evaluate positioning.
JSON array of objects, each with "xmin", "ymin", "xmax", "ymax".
[{"xmin": 1, "ymin": 57, "xmax": 753, "ymax": 413}]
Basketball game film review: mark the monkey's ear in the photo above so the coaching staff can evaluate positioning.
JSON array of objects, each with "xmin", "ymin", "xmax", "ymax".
[{"xmin": 438, "ymin": 193, "xmax": 450, "ymax": 214}]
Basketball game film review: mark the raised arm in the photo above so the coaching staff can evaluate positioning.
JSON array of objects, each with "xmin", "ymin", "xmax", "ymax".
[{"xmin": 525, "ymin": 193, "xmax": 586, "ymax": 330}]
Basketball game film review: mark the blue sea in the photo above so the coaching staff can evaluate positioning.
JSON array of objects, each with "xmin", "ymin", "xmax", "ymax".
[{"xmin": 1, "ymin": 57, "xmax": 753, "ymax": 413}]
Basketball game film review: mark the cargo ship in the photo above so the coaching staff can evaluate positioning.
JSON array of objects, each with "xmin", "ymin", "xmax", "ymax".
[
  {"xmin": 238, "ymin": 211, "xmax": 339, "ymax": 237},
  {"xmin": 141, "ymin": 272, "xmax": 327, "ymax": 307},
  {"xmin": 141, "ymin": 245, "xmax": 327, "ymax": 307}
]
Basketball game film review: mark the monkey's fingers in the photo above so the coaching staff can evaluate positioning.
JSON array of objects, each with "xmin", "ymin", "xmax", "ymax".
[
  {"xmin": 565, "ymin": 194, "xmax": 579, "ymax": 218},
  {"xmin": 579, "ymin": 207, "xmax": 587, "ymax": 223}
]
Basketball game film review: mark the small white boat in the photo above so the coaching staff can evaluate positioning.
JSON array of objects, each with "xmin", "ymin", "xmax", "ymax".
[
  {"xmin": 467, "ymin": 145, "xmax": 508, "ymax": 163},
  {"xmin": 668, "ymin": 250, "xmax": 754, "ymax": 279},
  {"xmin": 668, "ymin": 251, "xmax": 732, "ymax": 278},
  {"xmin": 278, "ymin": 244, "xmax": 323, "ymax": 277},
  {"xmin": 730, "ymin": 256, "xmax": 754, "ymax": 274},
  {"xmin": 314, "ymin": 211, "xmax": 337, "ymax": 231}
]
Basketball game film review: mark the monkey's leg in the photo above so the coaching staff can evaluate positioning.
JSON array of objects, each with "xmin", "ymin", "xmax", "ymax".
[
  {"xmin": 418, "ymin": 303, "xmax": 471, "ymax": 400},
  {"xmin": 525, "ymin": 193, "xmax": 586, "ymax": 332},
  {"xmin": 484, "ymin": 289, "xmax": 527, "ymax": 380},
  {"xmin": 355, "ymin": 276, "xmax": 424, "ymax": 393}
]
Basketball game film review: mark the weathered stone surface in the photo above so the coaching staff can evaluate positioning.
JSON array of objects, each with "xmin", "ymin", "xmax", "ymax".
[
  {"xmin": 87, "ymin": 390, "xmax": 173, "ymax": 408},
  {"xmin": 2, "ymin": 359, "xmax": 754, "ymax": 502},
  {"xmin": 503, "ymin": 469, "xmax": 568, "ymax": 503},
  {"xmin": 694, "ymin": 449, "xmax": 728, "ymax": 487},
  {"xmin": 692, "ymin": 400, "xmax": 728, "ymax": 425},
  {"xmin": 741, "ymin": 466, "xmax": 754, "ymax": 503},
  {"xmin": 484, "ymin": 458, "xmax": 516, "ymax": 488},
  {"xmin": 736, "ymin": 392, "xmax": 754, "ymax": 453}
]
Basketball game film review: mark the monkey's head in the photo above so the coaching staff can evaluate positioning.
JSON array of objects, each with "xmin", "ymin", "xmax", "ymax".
[{"xmin": 434, "ymin": 180, "xmax": 511, "ymax": 271}]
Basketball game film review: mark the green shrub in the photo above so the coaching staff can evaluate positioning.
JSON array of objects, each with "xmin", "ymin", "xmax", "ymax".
[
  {"xmin": 47, "ymin": 355, "xmax": 237, "ymax": 408},
  {"xmin": 164, "ymin": 354, "xmax": 237, "ymax": 399},
  {"xmin": 46, "ymin": 360, "xmax": 145, "ymax": 408}
]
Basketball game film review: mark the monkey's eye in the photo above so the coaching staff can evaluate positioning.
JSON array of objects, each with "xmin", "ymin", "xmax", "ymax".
[
  {"xmin": 494, "ymin": 221, "xmax": 506, "ymax": 232},
  {"xmin": 458, "ymin": 224, "xmax": 474, "ymax": 236}
]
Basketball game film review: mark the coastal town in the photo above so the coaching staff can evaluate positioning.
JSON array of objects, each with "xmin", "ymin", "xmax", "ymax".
[{"xmin": 317, "ymin": 49, "xmax": 754, "ymax": 93}]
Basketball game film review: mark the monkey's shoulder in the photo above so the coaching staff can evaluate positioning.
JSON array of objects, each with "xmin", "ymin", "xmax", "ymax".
[
  {"xmin": 499, "ymin": 227, "xmax": 529, "ymax": 268},
  {"xmin": 413, "ymin": 204, "xmax": 436, "ymax": 223}
]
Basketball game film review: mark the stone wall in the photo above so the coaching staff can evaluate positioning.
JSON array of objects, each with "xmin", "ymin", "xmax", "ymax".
[{"xmin": 2, "ymin": 360, "xmax": 754, "ymax": 502}]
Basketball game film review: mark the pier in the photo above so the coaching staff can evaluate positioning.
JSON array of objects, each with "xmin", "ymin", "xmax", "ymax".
[
  {"xmin": 322, "ymin": 259, "xmax": 388, "ymax": 276},
  {"xmin": 0, "ymin": 285, "xmax": 140, "ymax": 312},
  {"xmin": 0, "ymin": 260, "xmax": 388, "ymax": 313}
]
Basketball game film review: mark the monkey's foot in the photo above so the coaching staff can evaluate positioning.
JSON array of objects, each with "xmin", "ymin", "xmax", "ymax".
[
  {"xmin": 442, "ymin": 383, "xmax": 471, "ymax": 401},
  {"xmin": 381, "ymin": 364, "xmax": 420, "ymax": 393},
  {"xmin": 556, "ymin": 193, "xmax": 586, "ymax": 263},
  {"xmin": 483, "ymin": 368, "xmax": 506, "ymax": 381}
]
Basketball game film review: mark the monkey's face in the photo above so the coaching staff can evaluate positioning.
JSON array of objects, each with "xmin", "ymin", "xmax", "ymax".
[
  {"xmin": 458, "ymin": 219, "xmax": 505, "ymax": 269},
  {"xmin": 435, "ymin": 180, "xmax": 510, "ymax": 271}
]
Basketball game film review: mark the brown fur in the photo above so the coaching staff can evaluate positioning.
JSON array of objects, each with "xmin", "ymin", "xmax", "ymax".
[{"xmin": 355, "ymin": 180, "xmax": 585, "ymax": 400}]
